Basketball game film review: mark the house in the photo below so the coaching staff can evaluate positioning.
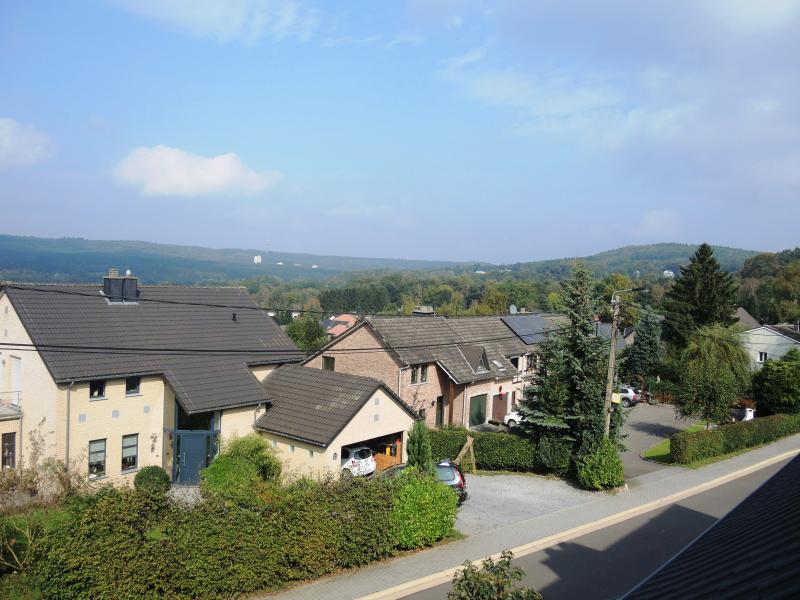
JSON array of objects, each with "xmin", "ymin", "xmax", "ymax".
[
  {"xmin": 322, "ymin": 313, "xmax": 359, "ymax": 339},
  {"xmin": 0, "ymin": 271, "xmax": 305, "ymax": 484},
  {"xmin": 303, "ymin": 312, "xmax": 567, "ymax": 429},
  {"xmin": 253, "ymin": 364, "xmax": 416, "ymax": 477},
  {"xmin": 734, "ymin": 306, "xmax": 760, "ymax": 331},
  {"xmin": 739, "ymin": 323, "xmax": 800, "ymax": 369}
]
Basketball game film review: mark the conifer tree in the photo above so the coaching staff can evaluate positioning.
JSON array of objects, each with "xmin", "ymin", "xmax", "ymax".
[
  {"xmin": 406, "ymin": 420, "xmax": 435, "ymax": 475},
  {"xmin": 625, "ymin": 308, "xmax": 663, "ymax": 382},
  {"xmin": 663, "ymin": 243, "xmax": 736, "ymax": 346}
]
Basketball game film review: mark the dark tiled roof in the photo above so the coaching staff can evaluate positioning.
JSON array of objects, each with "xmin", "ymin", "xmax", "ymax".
[
  {"xmin": 735, "ymin": 306, "xmax": 760, "ymax": 331},
  {"xmin": 501, "ymin": 313, "xmax": 569, "ymax": 345},
  {"xmin": 2, "ymin": 284, "xmax": 303, "ymax": 413},
  {"xmin": 593, "ymin": 322, "xmax": 627, "ymax": 352},
  {"xmin": 768, "ymin": 325, "xmax": 800, "ymax": 343},
  {"xmin": 625, "ymin": 455, "xmax": 800, "ymax": 599},
  {"xmin": 365, "ymin": 316, "xmax": 517, "ymax": 384},
  {"xmin": 255, "ymin": 364, "xmax": 415, "ymax": 447}
]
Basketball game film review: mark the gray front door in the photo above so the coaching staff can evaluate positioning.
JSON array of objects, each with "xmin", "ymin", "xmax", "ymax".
[
  {"xmin": 469, "ymin": 394, "xmax": 487, "ymax": 427},
  {"xmin": 175, "ymin": 433, "xmax": 208, "ymax": 484}
]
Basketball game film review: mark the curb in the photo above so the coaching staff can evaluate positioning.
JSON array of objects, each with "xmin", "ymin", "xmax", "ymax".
[{"xmin": 357, "ymin": 447, "xmax": 800, "ymax": 600}]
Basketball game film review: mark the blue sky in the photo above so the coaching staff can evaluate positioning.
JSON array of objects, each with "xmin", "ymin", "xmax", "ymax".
[{"xmin": 1, "ymin": 1, "xmax": 799, "ymax": 263}]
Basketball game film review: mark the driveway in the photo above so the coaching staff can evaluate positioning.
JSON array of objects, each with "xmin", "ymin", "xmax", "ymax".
[
  {"xmin": 620, "ymin": 403, "xmax": 693, "ymax": 479},
  {"xmin": 456, "ymin": 404, "xmax": 687, "ymax": 535}
]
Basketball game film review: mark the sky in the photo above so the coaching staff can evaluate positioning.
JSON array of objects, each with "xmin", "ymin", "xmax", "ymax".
[{"xmin": 1, "ymin": 1, "xmax": 799, "ymax": 264}]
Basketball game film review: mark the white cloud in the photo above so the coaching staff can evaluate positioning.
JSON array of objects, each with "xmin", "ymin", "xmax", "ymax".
[
  {"xmin": 635, "ymin": 209, "xmax": 681, "ymax": 239},
  {"xmin": 114, "ymin": 145, "xmax": 281, "ymax": 196},
  {"xmin": 111, "ymin": 0, "xmax": 318, "ymax": 44},
  {"xmin": 0, "ymin": 117, "xmax": 54, "ymax": 170}
]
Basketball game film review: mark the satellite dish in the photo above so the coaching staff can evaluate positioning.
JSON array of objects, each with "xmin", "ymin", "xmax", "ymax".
[{"xmin": 509, "ymin": 304, "xmax": 518, "ymax": 315}]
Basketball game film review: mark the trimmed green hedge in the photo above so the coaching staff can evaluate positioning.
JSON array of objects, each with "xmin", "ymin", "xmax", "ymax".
[
  {"xmin": 671, "ymin": 414, "xmax": 800, "ymax": 464},
  {"xmin": 429, "ymin": 428, "xmax": 539, "ymax": 472},
  {"xmin": 30, "ymin": 475, "xmax": 457, "ymax": 599},
  {"xmin": 575, "ymin": 439, "xmax": 624, "ymax": 490}
]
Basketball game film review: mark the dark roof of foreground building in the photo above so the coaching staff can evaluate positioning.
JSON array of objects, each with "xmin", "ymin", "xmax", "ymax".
[
  {"xmin": 1, "ymin": 283, "xmax": 303, "ymax": 413},
  {"xmin": 624, "ymin": 454, "xmax": 800, "ymax": 599},
  {"xmin": 767, "ymin": 324, "xmax": 800, "ymax": 343},
  {"xmin": 254, "ymin": 364, "xmax": 416, "ymax": 447},
  {"xmin": 735, "ymin": 306, "xmax": 760, "ymax": 331}
]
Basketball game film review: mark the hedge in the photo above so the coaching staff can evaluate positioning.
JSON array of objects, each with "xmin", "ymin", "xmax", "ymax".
[
  {"xmin": 671, "ymin": 414, "xmax": 800, "ymax": 464},
  {"xmin": 575, "ymin": 439, "xmax": 624, "ymax": 490},
  {"xmin": 429, "ymin": 428, "xmax": 539, "ymax": 472},
  {"xmin": 30, "ymin": 475, "xmax": 457, "ymax": 599}
]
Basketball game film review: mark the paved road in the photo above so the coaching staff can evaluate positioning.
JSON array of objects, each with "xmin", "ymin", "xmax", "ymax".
[
  {"xmin": 620, "ymin": 403, "xmax": 692, "ymax": 478},
  {"xmin": 407, "ymin": 457, "xmax": 790, "ymax": 599}
]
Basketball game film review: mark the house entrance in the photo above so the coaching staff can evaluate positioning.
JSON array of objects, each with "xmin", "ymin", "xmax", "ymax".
[
  {"xmin": 469, "ymin": 394, "xmax": 487, "ymax": 427},
  {"xmin": 492, "ymin": 393, "xmax": 508, "ymax": 422}
]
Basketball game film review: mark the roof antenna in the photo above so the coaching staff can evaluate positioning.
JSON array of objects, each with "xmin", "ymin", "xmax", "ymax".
[{"xmin": 232, "ymin": 312, "xmax": 238, "ymax": 322}]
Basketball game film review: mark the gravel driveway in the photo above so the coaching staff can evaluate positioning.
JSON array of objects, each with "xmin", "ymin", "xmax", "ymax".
[{"xmin": 456, "ymin": 473, "xmax": 595, "ymax": 535}]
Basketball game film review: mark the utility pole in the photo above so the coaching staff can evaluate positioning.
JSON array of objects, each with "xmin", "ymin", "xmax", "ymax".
[{"xmin": 603, "ymin": 287, "xmax": 646, "ymax": 437}]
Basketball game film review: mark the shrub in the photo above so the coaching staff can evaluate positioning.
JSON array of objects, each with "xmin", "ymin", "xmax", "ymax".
[
  {"xmin": 575, "ymin": 438, "xmax": 624, "ymax": 490},
  {"xmin": 670, "ymin": 414, "xmax": 800, "ymax": 463},
  {"xmin": 753, "ymin": 349, "xmax": 800, "ymax": 415},
  {"xmin": 448, "ymin": 550, "xmax": 543, "ymax": 600},
  {"xmin": 199, "ymin": 455, "xmax": 264, "ymax": 505},
  {"xmin": 390, "ymin": 471, "xmax": 458, "ymax": 550},
  {"xmin": 134, "ymin": 466, "xmax": 171, "ymax": 496},
  {"xmin": 536, "ymin": 434, "xmax": 572, "ymax": 476},
  {"xmin": 0, "ymin": 513, "xmax": 43, "ymax": 575},
  {"xmin": 224, "ymin": 435, "xmax": 282, "ymax": 483},
  {"xmin": 429, "ymin": 428, "xmax": 539, "ymax": 472}
]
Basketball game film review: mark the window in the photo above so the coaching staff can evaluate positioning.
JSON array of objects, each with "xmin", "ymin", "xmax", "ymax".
[
  {"xmin": 88, "ymin": 439, "xmax": 106, "ymax": 478},
  {"xmin": 308, "ymin": 449, "xmax": 314, "ymax": 458},
  {"xmin": 511, "ymin": 391, "xmax": 517, "ymax": 407},
  {"xmin": 510, "ymin": 357, "xmax": 520, "ymax": 370},
  {"xmin": 125, "ymin": 376, "xmax": 141, "ymax": 395},
  {"xmin": 374, "ymin": 396, "xmax": 380, "ymax": 406},
  {"xmin": 419, "ymin": 408, "xmax": 427, "ymax": 420},
  {"xmin": 411, "ymin": 366, "xmax": 419, "ymax": 384},
  {"xmin": 322, "ymin": 356, "xmax": 335, "ymax": 371},
  {"xmin": 758, "ymin": 351, "xmax": 768, "ymax": 364},
  {"xmin": 421, "ymin": 365, "xmax": 428, "ymax": 382},
  {"xmin": 121, "ymin": 434, "xmax": 138, "ymax": 471},
  {"xmin": 89, "ymin": 380, "xmax": 106, "ymax": 399},
  {"xmin": 2, "ymin": 433, "xmax": 15, "ymax": 469}
]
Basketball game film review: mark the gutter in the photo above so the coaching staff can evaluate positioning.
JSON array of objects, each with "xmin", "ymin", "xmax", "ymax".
[{"xmin": 65, "ymin": 381, "xmax": 74, "ymax": 467}]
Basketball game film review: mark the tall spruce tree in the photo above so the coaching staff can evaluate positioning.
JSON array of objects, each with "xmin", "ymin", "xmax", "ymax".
[
  {"xmin": 625, "ymin": 308, "xmax": 663, "ymax": 382},
  {"xmin": 518, "ymin": 265, "xmax": 611, "ymax": 454},
  {"xmin": 663, "ymin": 243, "xmax": 736, "ymax": 347}
]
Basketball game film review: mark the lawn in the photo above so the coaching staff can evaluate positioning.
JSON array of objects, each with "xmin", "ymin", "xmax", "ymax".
[{"xmin": 640, "ymin": 423, "xmax": 705, "ymax": 464}]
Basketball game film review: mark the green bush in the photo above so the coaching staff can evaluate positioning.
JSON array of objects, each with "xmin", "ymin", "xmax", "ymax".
[
  {"xmin": 429, "ymin": 428, "xmax": 539, "ymax": 472},
  {"xmin": 30, "ymin": 473, "xmax": 452, "ymax": 599},
  {"xmin": 536, "ymin": 434, "xmax": 572, "ymax": 476},
  {"xmin": 575, "ymin": 438, "xmax": 624, "ymax": 490},
  {"xmin": 671, "ymin": 414, "xmax": 800, "ymax": 463},
  {"xmin": 224, "ymin": 435, "xmax": 282, "ymax": 482},
  {"xmin": 199, "ymin": 455, "xmax": 264, "ymax": 504},
  {"xmin": 753, "ymin": 349, "xmax": 800, "ymax": 415},
  {"xmin": 390, "ymin": 471, "xmax": 458, "ymax": 550},
  {"xmin": 134, "ymin": 466, "xmax": 171, "ymax": 496},
  {"xmin": 448, "ymin": 550, "xmax": 543, "ymax": 600}
]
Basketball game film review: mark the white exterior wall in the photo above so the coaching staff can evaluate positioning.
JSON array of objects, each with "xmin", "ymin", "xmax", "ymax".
[{"xmin": 741, "ymin": 327, "xmax": 800, "ymax": 369}]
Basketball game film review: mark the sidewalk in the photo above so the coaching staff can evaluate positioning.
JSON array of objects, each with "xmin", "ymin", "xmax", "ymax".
[{"xmin": 257, "ymin": 434, "xmax": 800, "ymax": 600}]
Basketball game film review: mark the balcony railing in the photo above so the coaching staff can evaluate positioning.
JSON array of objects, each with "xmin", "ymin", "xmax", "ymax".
[{"xmin": 0, "ymin": 391, "xmax": 22, "ymax": 408}]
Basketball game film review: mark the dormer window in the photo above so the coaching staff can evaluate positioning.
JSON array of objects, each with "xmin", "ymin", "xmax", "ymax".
[
  {"xmin": 89, "ymin": 380, "xmax": 106, "ymax": 399},
  {"xmin": 477, "ymin": 354, "xmax": 489, "ymax": 373}
]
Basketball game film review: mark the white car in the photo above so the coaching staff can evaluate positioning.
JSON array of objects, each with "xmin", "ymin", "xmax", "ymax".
[
  {"xmin": 616, "ymin": 387, "xmax": 639, "ymax": 408},
  {"xmin": 341, "ymin": 446, "xmax": 376, "ymax": 477},
  {"xmin": 503, "ymin": 410, "xmax": 524, "ymax": 428}
]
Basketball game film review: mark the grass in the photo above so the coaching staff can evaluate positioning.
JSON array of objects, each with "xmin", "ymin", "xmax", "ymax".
[{"xmin": 640, "ymin": 423, "xmax": 705, "ymax": 464}]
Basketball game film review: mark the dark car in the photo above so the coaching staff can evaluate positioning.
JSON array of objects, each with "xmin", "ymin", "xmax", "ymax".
[{"xmin": 379, "ymin": 460, "xmax": 469, "ymax": 504}]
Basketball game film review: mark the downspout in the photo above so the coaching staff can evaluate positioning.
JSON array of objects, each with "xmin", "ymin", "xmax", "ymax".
[{"xmin": 65, "ymin": 381, "xmax": 74, "ymax": 467}]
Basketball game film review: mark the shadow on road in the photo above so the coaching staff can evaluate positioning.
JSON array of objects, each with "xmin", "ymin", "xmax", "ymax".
[
  {"xmin": 530, "ymin": 504, "xmax": 717, "ymax": 600},
  {"xmin": 625, "ymin": 420, "xmax": 686, "ymax": 439}
]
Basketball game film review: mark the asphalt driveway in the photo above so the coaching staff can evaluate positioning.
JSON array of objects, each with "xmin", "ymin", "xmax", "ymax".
[{"xmin": 620, "ymin": 403, "xmax": 692, "ymax": 478}]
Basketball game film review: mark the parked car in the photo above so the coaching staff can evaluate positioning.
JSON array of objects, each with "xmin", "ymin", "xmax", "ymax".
[
  {"xmin": 341, "ymin": 446, "xmax": 376, "ymax": 477},
  {"xmin": 378, "ymin": 460, "xmax": 469, "ymax": 504},
  {"xmin": 616, "ymin": 387, "xmax": 639, "ymax": 408},
  {"xmin": 503, "ymin": 409, "xmax": 523, "ymax": 428}
]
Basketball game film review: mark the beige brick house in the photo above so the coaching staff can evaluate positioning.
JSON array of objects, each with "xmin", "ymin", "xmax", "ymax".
[
  {"xmin": 304, "ymin": 313, "xmax": 566, "ymax": 429},
  {"xmin": 0, "ymin": 274, "xmax": 308, "ymax": 484}
]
